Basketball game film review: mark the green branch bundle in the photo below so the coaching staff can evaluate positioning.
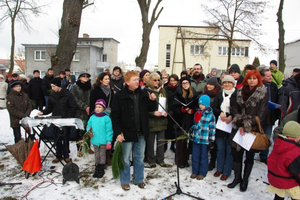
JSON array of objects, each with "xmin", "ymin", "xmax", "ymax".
[{"xmin": 111, "ymin": 133, "xmax": 124, "ymax": 179}]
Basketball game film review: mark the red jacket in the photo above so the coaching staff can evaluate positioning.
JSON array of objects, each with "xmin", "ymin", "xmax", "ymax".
[{"xmin": 267, "ymin": 136, "xmax": 300, "ymax": 189}]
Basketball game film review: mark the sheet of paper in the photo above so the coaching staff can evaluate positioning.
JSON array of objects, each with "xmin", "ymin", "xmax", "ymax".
[
  {"xmin": 216, "ymin": 116, "xmax": 232, "ymax": 133},
  {"xmin": 233, "ymin": 130, "xmax": 256, "ymax": 151},
  {"xmin": 158, "ymin": 97, "xmax": 167, "ymax": 115}
]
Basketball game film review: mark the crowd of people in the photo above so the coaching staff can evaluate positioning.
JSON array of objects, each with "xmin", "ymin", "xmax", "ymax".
[{"xmin": 1, "ymin": 61, "xmax": 300, "ymax": 199}]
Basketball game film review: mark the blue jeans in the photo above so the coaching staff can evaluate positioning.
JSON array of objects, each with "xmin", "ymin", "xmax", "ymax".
[
  {"xmin": 192, "ymin": 142, "xmax": 208, "ymax": 176},
  {"xmin": 44, "ymin": 96, "xmax": 49, "ymax": 107},
  {"xmin": 260, "ymin": 124, "xmax": 273, "ymax": 160},
  {"xmin": 216, "ymin": 136, "xmax": 233, "ymax": 175},
  {"xmin": 120, "ymin": 136, "xmax": 145, "ymax": 185}
]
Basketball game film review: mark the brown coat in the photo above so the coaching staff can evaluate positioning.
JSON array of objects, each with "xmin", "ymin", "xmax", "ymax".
[
  {"xmin": 6, "ymin": 90, "xmax": 32, "ymax": 127},
  {"xmin": 230, "ymin": 85, "xmax": 268, "ymax": 148}
]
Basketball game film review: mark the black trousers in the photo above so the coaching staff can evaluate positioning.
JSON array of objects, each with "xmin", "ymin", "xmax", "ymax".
[
  {"xmin": 33, "ymin": 99, "xmax": 44, "ymax": 111},
  {"xmin": 55, "ymin": 126, "xmax": 70, "ymax": 159},
  {"xmin": 231, "ymin": 147, "xmax": 255, "ymax": 164},
  {"xmin": 12, "ymin": 127, "xmax": 21, "ymax": 144}
]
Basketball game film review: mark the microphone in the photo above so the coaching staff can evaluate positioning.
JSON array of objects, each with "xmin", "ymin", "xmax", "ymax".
[{"xmin": 140, "ymin": 86, "xmax": 158, "ymax": 94}]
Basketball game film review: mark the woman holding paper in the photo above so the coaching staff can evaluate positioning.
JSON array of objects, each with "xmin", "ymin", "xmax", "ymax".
[
  {"xmin": 227, "ymin": 70, "xmax": 268, "ymax": 192},
  {"xmin": 145, "ymin": 73, "xmax": 169, "ymax": 168},
  {"xmin": 211, "ymin": 75, "xmax": 237, "ymax": 181}
]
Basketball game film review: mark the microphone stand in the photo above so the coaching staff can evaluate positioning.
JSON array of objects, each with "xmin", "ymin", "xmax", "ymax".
[{"xmin": 148, "ymin": 90, "xmax": 203, "ymax": 200}]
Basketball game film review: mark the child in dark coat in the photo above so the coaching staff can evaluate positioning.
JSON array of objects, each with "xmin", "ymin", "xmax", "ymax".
[
  {"xmin": 267, "ymin": 121, "xmax": 300, "ymax": 200},
  {"xmin": 190, "ymin": 95, "xmax": 216, "ymax": 180}
]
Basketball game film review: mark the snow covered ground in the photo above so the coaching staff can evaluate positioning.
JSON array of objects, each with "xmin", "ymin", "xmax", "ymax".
[{"xmin": 0, "ymin": 109, "xmax": 283, "ymax": 200}]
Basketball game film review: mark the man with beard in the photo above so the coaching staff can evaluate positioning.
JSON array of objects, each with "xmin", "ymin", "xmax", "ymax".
[
  {"xmin": 190, "ymin": 63, "xmax": 206, "ymax": 95},
  {"xmin": 42, "ymin": 68, "xmax": 54, "ymax": 106}
]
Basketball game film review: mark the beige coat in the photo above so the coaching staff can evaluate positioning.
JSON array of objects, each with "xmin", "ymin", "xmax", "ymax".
[{"xmin": 0, "ymin": 81, "xmax": 7, "ymax": 108}]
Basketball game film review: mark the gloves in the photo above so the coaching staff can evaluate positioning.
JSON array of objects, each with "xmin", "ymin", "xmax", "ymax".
[{"xmin": 106, "ymin": 142, "xmax": 112, "ymax": 150}]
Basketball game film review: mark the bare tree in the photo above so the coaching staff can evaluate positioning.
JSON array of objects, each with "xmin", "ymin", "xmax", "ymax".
[
  {"xmin": 277, "ymin": 0, "xmax": 285, "ymax": 73},
  {"xmin": 202, "ymin": 0, "xmax": 267, "ymax": 68},
  {"xmin": 136, "ymin": 0, "xmax": 163, "ymax": 69},
  {"xmin": 0, "ymin": 0, "xmax": 44, "ymax": 74},
  {"xmin": 51, "ymin": 0, "xmax": 93, "ymax": 75}
]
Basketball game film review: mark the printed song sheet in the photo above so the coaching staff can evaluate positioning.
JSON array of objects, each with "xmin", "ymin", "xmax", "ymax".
[
  {"xmin": 233, "ymin": 130, "xmax": 256, "ymax": 151},
  {"xmin": 158, "ymin": 97, "xmax": 166, "ymax": 115},
  {"xmin": 216, "ymin": 116, "xmax": 232, "ymax": 133}
]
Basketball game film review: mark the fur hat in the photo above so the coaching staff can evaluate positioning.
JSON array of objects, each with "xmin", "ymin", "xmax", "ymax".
[
  {"xmin": 229, "ymin": 64, "xmax": 241, "ymax": 74},
  {"xmin": 222, "ymin": 75, "xmax": 235, "ymax": 85},
  {"xmin": 95, "ymin": 99, "xmax": 106, "ymax": 109},
  {"xmin": 283, "ymin": 121, "xmax": 300, "ymax": 138},
  {"xmin": 270, "ymin": 60, "xmax": 277, "ymax": 66},
  {"xmin": 140, "ymin": 69, "xmax": 150, "ymax": 79},
  {"xmin": 198, "ymin": 94, "xmax": 210, "ymax": 108},
  {"xmin": 207, "ymin": 77, "xmax": 219, "ymax": 87},
  {"xmin": 11, "ymin": 81, "xmax": 22, "ymax": 88},
  {"xmin": 51, "ymin": 77, "xmax": 61, "ymax": 87}
]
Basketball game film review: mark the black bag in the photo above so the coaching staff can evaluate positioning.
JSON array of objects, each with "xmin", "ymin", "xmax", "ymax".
[{"xmin": 41, "ymin": 125, "xmax": 78, "ymax": 142}]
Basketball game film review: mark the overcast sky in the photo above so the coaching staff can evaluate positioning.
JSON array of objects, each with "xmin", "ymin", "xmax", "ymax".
[{"xmin": 0, "ymin": 0, "xmax": 299, "ymax": 67}]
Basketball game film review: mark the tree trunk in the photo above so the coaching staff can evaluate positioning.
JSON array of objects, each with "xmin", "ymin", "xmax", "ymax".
[
  {"xmin": 51, "ymin": 0, "xmax": 83, "ymax": 75},
  {"xmin": 135, "ymin": 26, "xmax": 151, "ymax": 69},
  {"xmin": 9, "ymin": 17, "xmax": 16, "ymax": 74},
  {"xmin": 277, "ymin": 0, "xmax": 285, "ymax": 73},
  {"xmin": 227, "ymin": 40, "xmax": 232, "ymax": 69}
]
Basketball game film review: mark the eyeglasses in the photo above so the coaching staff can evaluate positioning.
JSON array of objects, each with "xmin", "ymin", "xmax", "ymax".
[
  {"xmin": 182, "ymin": 81, "xmax": 190, "ymax": 85},
  {"xmin": 153, "ymin": 79, "xmax": 160, "ymax": 82}
]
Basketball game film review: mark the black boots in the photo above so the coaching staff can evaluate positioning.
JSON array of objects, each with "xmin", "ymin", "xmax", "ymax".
[
  {"xmin": 240, "ymin": 163, "xmax": 253, "ymax": 192},
  {"xmin": 93, "ymin": 164, "xmax": 105, "ymax": 178},
  {"xmin": 227, "ymin": 162, "xmax": 242, "ymax": 188}
]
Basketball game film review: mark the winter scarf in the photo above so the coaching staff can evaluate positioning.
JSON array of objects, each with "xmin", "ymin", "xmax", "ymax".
[
  {"xmin": 91, "ymin": 111, "xmax": 106, "ymax": 117},
  {"xmin": 100, "ymin": 84, "xmax": 111, "ymax": 97},
  {"xmin": 110, "ymin": 74, "xmax": 123, "ymax": 81},
  {"xmin": 76, "ymin": 80, "xmax": 92, "ymax": 91},
  {"xmin": 194, "ymin": 107, "xmax": 209, "ymax": 123},
  {"xmin": 242, "ymin": 85, "xmax": 257, "ymax": 102},
  {"xmin": 204, "ymin": 85, "xmax": 221, "ymax": 98},
  {"xmin": 192, "ymin": 74, "xmax": 204, "ymax": 83},
  {"xmin": 220, "ymin": 88, "xmax": 235, "ymax": 114}
]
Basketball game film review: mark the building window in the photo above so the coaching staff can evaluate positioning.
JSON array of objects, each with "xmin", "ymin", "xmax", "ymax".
[
  {"xmin": 40, "ymin": 70, "xmax": 45, "ymax": 78},
  {"xmin": 218, "ymin": 46, "xmax": 249, "ymax": 57},
  {"xmin": 102, "ymin": 54, "xmax": 107, "ymax": 62},
  {"xmin": 190, "ymin": 45, "xmax": 204, "ymax": 55},
  {"xmin": 166, "ymin": 44, "xmax": 171, "ymax": 68},
  {"xmin": 35, "ymin": 50, "xmax": 46, "ymax": 60},
  {"xmin": 74, "ymin": 71, "xmax": 80, "ymax": 80},
  {"xmin": 73, "ymin": 50, "xmax": 80, "ymax": 61}
]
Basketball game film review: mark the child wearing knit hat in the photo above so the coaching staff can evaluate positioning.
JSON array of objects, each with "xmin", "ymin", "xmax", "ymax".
[
  {"xmin": 190, "ymin": 94, "xmax": 216, "ymax": 180},
  {"xmin": 86, "ymin": 99, "xmax": 113, "ymax": 178},
  {"xmin": 267, "ymin": 121, "xmax": 300, "ymax": 200}
]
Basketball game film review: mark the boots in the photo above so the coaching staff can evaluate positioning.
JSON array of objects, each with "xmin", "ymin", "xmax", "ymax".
[
  {"xmin": 106, "ymin": 150, "xmax": 112, "ymax": 166},
  {"xmin": 240, "ymin": 163, "xmax": 253, "ymax": 192},
  {"xmin": 227, "ymin": 162, "xmax": 243, "ymax": 188},
  {"xmin": 98, "ymin": 164, "xmax": 105, "ymax": 178},
  {"xmin": 93, "ymin": 164, "xmax": 101, "ymax": 178}
]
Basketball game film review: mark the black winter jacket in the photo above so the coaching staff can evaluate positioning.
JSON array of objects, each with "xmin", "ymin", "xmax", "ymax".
[
  {"xmin": 28, "ymin": 77, "xmax": 44, "ymax": 100},
  {"xmin": 42, "ymin": 88, "xmax": 76, "ymax": 118},
  {"xmin": 89, "ymin": 86, "xmax": 114, "ymax": 115},
  {"xmin": 111, "ymin": 85, "xmax": 156, "ymax": 142},
  {"xmin": 42, "ymin": 74, "xmax": 54, "ymax": 96}
]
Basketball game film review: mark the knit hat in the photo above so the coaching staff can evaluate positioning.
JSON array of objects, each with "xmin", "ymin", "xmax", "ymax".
[
  {"xmin": 207, "ymin": 77, "xmax": 219, "ymax": 87},
  {"xmin": 140, "ymin": 69, "xmax": 150, "ymax": 79},
  {"xmin": 78, "ymin": 71, "xmax": 91, "ymax": 78},
  {"xmin": 222, "ymin": 75, "xmax": 235, "ymax": 85},
  {"xmin": 95, "ymin": 99, "xmax": 106, "ymax": 109},
  {"xmin": 293, "ymin": 68, "xmax": 300, "ymax": 73},
  {"xmin": 270, "ymin": 60, "xmax": 277, "ymax": 66},
  {"xmin": 51, "ymin": 77, "xmax": 62, "ymax": 87},
  {"xmin": 283, "ymin": 121, "xmax": 300, "ymax": 138},
  {"xmin": 11, "ymin": 81, "xmax": 22, "ymax": 88},
  {"xmin": 229, "ymin": 64, "xmax": 240, "ymax": 74},
  {"xmin": 180, "ymin": 76, "xmax": 191, "ymax": 85},
  {"xmin": 7, "ymin": 74, "xmax": 12, "ymax": 77},
  {"xmin": 27, "ymin": 74, "xmax": 33, "ymax": 80},
  {"xmin": 198, "ymin": 94, "xmax": 210, "ymax": 108},
  {"xmin": 133, "ymin": 66, "xmax": 142, "ymax": 72},
  {"xmin": 211, "ymin": 68, "xmax": 218, "ymax": 72},
  {"xmin": 19, "ymin": 74, "xmax": 26, "ymax": 79}
]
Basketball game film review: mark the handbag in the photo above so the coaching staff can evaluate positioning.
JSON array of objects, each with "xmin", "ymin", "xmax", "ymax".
[{"xmin": 250, "ymin": 116, "xmax": 271, "ymax": 150}]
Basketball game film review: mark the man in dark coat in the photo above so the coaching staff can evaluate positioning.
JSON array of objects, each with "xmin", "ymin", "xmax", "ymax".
[
  {"xmin": 38, "ymin": 78, "xmax": 77, "ymax": 163},
  {"xmin": 111, "ymin": 71, "xmax": 156, "ymax": 191},
  {"xmin": 65, "ymin": 68, "xmax": 76, "ymax": 84},
  {"xmin": 259, "ymin": 69, "xmax": 280, "ymax": 164},
  {"xmin": 6, "ymin": 81, "xmax": 32, "ymax": 143},
  {"xmin": 28, "ymin": 70, "xmax": 45, "ymax": 111},
  {"xmin": 42, "ymin": 68, "xmax": 54, "ymax": 106}
]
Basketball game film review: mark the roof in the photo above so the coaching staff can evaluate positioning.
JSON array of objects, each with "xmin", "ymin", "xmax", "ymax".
[
  {"xmin": 77, "ymin": 37, "xmax": 120, "ymax": 43},
  {"xmin": 158, "ymin": 25, "xmax": 216, "ymax": 29},
  {"xmin": 0, "ymin": 64, "xmax": 8, "ymax": 70},
  {"xmin": 21, "ymin": 44, "xmax": 103, "ymax": 50},
  {"xmin": 286, "ymin": 38, "xmax": 300, "ymax": 45}
]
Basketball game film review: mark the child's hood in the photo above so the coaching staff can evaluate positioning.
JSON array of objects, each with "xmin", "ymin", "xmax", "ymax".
[{"xmin": 273, "ymin": 136, "xmax": 300, "ymax": 155}]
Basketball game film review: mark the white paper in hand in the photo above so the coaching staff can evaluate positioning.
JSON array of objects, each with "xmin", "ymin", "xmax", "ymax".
[
  {"xmin": 216, "ymin": 116, "xmax": 232, "ymax": 133},
  {"xmin": 158, "ymin": 97, "xmax": 166, "ymax": 115},
  {"xmin": 233, "ymin": 130, "xmax": 256, "ymax": 151}
]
